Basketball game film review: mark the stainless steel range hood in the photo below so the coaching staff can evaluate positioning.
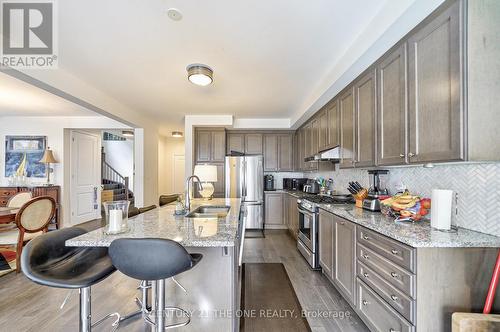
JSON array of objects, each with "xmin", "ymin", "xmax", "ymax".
[{"xmin": 304, "ymin": 146, "xmax": 341, "ymax": 162}]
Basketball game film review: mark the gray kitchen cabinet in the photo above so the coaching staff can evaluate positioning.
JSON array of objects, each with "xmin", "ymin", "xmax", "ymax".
[
  {"xmin": 297, "ymin": 128, "xmax": 306, "ymax": 171},
  {"xmin": 304, "ymin": 122, "xmax": 312, "ymax": 159},
  {"xmin": 278, "ymin": 134, "xmax": 294, "ymax": 171},
  {"xmin": 354, "ymin": 69, "xmax": 376, "ymax": 167},
  {"xmin": 311, "ymin": 117, "xmax": 320, "ymax": 156},
  {"xmin": 196, "ymin": 130, "xmax": 212, "ymax": 162},
  {"xmin": 263, "ymin": 135, "xmax": 278, "ymax": 171},
  {"xmin": 333, "ymin": 214, "xmax": 356, "ymax": 305},
  {"xmin": 226, "ymin": 133, "xmax": 245, "ymax": 155},
  {"xmin": 327, "ymin": 99, "xmax": 339, "ymax": 148},
  {"xmin": 212, "ymin": 163, "xmax": 225, "ymax": 198},
  {"xmin": 318, "ymin": 109, "xmax": 329, "ymax": 152},
  {"xmin": 319, "ymin": 209, "xmax": 334, "ymax": 278},
  {"xmin": 377, "ymin": 44, "xmax": 408, "ymax": 166},
  {"xmin": 265, "ymin": 192, "xmax": 284, "ymax": 228},
  {"xmin": 339, "ymin": 87, "xmax": 356, "ymax": 168},
  {"xmin": 407, "ymin": 0, "xmax": 463, "ymax": 163},
  {"xmin": 245, "ymin": 134, "xmax": 263, "ymax": 155},
  {"xmin": 288, "ymin": 194, "xmax": 299, "ymax": 239},
  {"xmin": 211, "ymin": 131, "xmax": 226, "ymax": 162}
]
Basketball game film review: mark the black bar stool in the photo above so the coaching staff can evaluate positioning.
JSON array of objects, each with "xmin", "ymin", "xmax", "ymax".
[
  {"xmin": 21, "ymin": 228, "xmax": 119, "ymax": 332},
  {"xmin": 109, "ymin": 238, "xmax": 202, "ymax": 332}
]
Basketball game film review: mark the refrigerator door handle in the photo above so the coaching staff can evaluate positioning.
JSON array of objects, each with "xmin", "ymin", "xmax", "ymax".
[{"xmin": 242, "ymin": 160, "xmax": 247, "ymax": 198}]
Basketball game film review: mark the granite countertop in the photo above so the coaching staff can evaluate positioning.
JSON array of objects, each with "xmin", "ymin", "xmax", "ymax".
[
  {"xmin": 317, "ymin": 204, "xmax": 500, "ymax": 248},
  {"xmin": 66, "ymin": 198, "xmax": 242, "ymax": 248}
]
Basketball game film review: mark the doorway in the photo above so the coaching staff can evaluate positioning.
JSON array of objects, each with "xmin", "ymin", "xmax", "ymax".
[{"xmin": 172, "ymin": 154, "xmax": 185, "ymax": 194}]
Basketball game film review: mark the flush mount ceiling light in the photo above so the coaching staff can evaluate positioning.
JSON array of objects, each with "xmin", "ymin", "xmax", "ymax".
[
  {"xmin": 172, "ymin": 131, "xmax": 183, "ymax": 138},
  {"xmin": 122, "ymin": 130, "xmax": 134, "ymax": 137},
  {"xmin": 187, "ymin": 64, "xmax": 213, "ymax": 86},
  {"xmin": 166, "ymin": 8, "xmax": 183, "ymax": 21}
]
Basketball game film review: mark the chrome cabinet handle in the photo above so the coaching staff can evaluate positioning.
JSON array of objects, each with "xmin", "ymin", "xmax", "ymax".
[
  {"xmin": 391, "ymin": 249, "xmax": 398, "ymax": 255},
  {"xmin": 362, "ymin": 300, "xmax": 368, "ymax": 306},
  {"xmin": 408, "ymin": 152, "xmax": 415, "ymax": 157},
  {"xmin": 389, "ymin": 329, "xmax": 400, "ymax": 332},
  {"xmin": 390, "ymin": 295, "xmax": 398, "ymax": 301},
  {"xmin": 399, "ymin": 154, "xmax": 405, "ymax": 158},
  {"xmin": 363, "ymin": 254, "xmax": 369, "ymax": 260},
  {"xmin": 340, "ymin": 221, "xmax": 345, "ymax": 225},
  {"xmin": 363, "ymin": 235, "xmax": 369, "ymax": 240},
  {"xmin": 363, "ymin": 273, "xmax": 369, "ymax": 278},
  {"xmin": 390, "ymin": 272, "xmax": 398, "ymax": 278}
]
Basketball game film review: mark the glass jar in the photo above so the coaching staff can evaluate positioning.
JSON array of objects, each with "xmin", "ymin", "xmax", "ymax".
[{"xmin": 103, "ymin": 200, "xmax": 130, "ymax": 234}]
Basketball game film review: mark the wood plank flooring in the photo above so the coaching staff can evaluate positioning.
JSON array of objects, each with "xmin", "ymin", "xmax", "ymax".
[{"xmin": 0, "ymin": 229, "xmax": 368, "ymax": 332}]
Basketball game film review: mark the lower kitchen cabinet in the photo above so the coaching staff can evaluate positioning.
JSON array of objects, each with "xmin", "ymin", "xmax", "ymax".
[
  {"xmin": 333, "ymin": 214, "xmax": 356, "ymax": 305},
  {"xmin": 318, "ymin": 210, "xmax": 334, "ymax": 277},
  {"xmin": 264, "ymin": 192, "xmax": 284, "ymax": 229},
  {"xmin": 284, "ymin": 193, "xmax": 299, "ymax": 239}
]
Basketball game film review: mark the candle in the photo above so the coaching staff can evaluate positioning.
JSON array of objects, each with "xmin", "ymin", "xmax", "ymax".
[{"xmin": 108, "ymin": 209, "xmax": 122, "ymax": 233}]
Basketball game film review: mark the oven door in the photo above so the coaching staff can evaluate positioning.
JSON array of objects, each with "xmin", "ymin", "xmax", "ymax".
[{"xmin": 298, "ymin": 206, "xmax": 316, "ymax": 253}]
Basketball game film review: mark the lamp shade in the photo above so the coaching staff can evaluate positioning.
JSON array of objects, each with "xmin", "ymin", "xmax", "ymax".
[
  {"xmin": 39, "ymin": 148, "xmax": 58, "ymax": 164},
  {"xmin": 193, "ymin": 164, "xmax": 217, "ymax": 182}
]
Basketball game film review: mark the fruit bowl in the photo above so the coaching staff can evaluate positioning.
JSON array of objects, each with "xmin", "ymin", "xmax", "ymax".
[{"xmin": 381, "ymin": 191, "xmax": 431, "ymax": 222}]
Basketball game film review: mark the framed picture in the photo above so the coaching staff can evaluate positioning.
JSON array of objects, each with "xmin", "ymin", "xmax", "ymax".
[{"xmin": 5, "ymin": 136, "xmax": 47, "ymax": 178}]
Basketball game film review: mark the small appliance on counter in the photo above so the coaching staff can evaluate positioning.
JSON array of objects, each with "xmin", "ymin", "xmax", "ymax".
[
  {"xmin": 283, "ymin": 178, "xmax": 308, "ymax": 191},
  {"xmin": 303, "ymin": 179, "xmax": 320, "ymax": 194},
  {"xmin": 362, "ymin": 170, "xmax": 390, "ymax": 211},
  {"xmin": 264, "ymin": 174, "xmax": 275, "ymax": 191}
]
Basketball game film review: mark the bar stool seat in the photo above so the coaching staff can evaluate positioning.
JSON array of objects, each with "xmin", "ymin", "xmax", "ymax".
[
  {"xmin": 21, "ymin": 228, "xmax": 118, "ymax": 331},
  {"xmin": 109, "ymin": 238, "xmax": 202, "ymax": 332}
]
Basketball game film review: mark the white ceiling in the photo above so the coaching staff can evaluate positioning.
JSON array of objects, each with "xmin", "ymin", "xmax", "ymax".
[
  {"xmin": 0, "ymin": 72, "xmax": 98, "ymax": 117},
  {"xmin": 55, "ymin": 0, "xmax": 392, "ymax": 133}
]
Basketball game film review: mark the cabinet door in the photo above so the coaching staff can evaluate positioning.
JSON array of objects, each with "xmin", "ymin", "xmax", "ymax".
[
  {"xmin": 245, "ymin": 134, "xmax": 263, "ymax": 155},
  {"xmin": 311, "ymin": 117, "xmax": 319, "ymax": 156},
  {"xmin": 377, "ymin": 44, "xmax": 408, "ymax": 165},
  {"xmin": 408, "ymin": 1, "xmax": 463, "ymax": 163},
  {"xmin": 211, "ymin": 131, "xmax": 226, "ymax": 162},
  {"xmin": 196, "ymin": 131, "xmax": 211, "ymax": 162},
  {"xmin": 318, "ymin": 109, "xmax": 329, "ymax": 151},
  {"xmin": 327, "ymin": 99, "xmax": 339, "ymax": 148},
  {"xmin": 265, "ymin": 193, "xmax": 283, "ymax": 225},
  {"xmin": 297, "ymin": 129, "xmax": 305, "ymax": 171},
  {"xmin": 278, "ymin": 134, "xmax": 293, "ymax": 171},
  {"xmin": 227, "ymin": 133, "xmax": 245, "ymax": 155},
  {"xmin": 212, "ymin": 163, "xmax": 225, "ymax": 198},
  {"xmin": 304, "ymin": 123, "xmax": 312, "ymax": 159},
  {"xmin": 319, "ymin": 210, "xmax": 334, "ymax": 278},
  {"xmin": 334, "ymin": 216, "xmax": 356, "ymax": 305},
  {"xmin": 340, "ymin": 87, "xmax": 355, "ymax": 168},
  {"xmin": 263, "ymin": 135, "xmax": 278, "ymax": 171},
  {"xmin": 355, "ymin": 69, "xmax": 376, "ymax": 167}
]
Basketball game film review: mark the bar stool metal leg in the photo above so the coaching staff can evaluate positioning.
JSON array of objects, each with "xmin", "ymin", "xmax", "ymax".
[
  {"xmin": 79, "ymin": 287, "xmax": 91, "ymax": 332},
  {"xmin": 155, "ymin": 279, "xmax": 166, "ymax": 332}
]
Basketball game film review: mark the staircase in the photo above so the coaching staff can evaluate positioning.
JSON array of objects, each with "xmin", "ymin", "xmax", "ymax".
[{"xmin": 101, "ymin": 148, "xmax": 134, "ymax": 206}]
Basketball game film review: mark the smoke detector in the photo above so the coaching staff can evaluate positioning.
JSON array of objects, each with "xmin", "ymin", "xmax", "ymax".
[{"xmin": 167, "ymin": 8, "xmax": 183, "ymax": 21}]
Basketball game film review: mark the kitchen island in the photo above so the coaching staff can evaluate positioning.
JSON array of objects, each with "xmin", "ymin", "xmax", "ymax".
[{"xmin": 67, "ymin": 198, "xmax": 244, "ymax": 332}]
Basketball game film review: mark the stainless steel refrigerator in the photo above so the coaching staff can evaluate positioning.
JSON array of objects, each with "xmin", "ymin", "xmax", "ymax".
[{"xmin": 225, "ymin": 155, "xmax": 264, "ymax": 229}]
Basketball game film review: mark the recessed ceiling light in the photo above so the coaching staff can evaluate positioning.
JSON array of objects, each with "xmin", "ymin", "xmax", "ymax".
[
  {"xmin": 172, "ymin": 131, "xmax": 183, "ymax": 138},
  {"xmin": 167, "ymin": 8, "xmax": 183, "ymax": 21},
  {"xmin": 122, "ymin": 130, "xmax": 134, "ymax": 137},
  {"xmin": 187, "ymin": 64, "xmax": 213, "ymax": 86}
]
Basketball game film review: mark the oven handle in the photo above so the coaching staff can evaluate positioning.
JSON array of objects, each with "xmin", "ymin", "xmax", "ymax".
[{"xmin": 298, "ymin": 206, "xmax": 315, "ymax": 218}]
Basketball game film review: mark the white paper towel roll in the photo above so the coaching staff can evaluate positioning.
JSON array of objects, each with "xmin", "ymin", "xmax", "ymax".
[{"xmin": 430, "ymin": 189, "xmax": 453, "ymax": 230}]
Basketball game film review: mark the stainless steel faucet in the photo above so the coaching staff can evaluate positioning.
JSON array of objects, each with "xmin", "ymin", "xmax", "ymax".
[{"xmin": 185, "ymin": 175, "xmax": 203, "ymax": 212}]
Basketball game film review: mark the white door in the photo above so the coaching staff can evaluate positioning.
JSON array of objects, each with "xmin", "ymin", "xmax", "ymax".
[
  {"xmin": 70, "ymin": 131, "xmax": 101, "ymax": 225},
  {"xmin": 172, "ymin": 154, "xmax": 185, "ymax": 194}
]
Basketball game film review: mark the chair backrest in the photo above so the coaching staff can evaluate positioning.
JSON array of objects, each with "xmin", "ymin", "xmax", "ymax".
[
  {"xmin": 109, "ymin": 238, "xmax": 194, "ymax": 281},
  {"xmin": 138, "ymin": 205, "xmax": 156, "ymax": 214},
  {"xmin": 159, "ymin": 194, "xmax": 179, "ymax": 206},
  {"xmin": 16, "ymin": 196, "xmax": 56, "ymax": 232},
  {"xmin": 7, "ymin": 192, "xmax": 33, "ymax": 208}
]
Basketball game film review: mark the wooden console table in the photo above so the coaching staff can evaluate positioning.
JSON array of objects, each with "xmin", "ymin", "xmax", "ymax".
[{"xmin": 0, "ymin": 186, "xmax": 60, "ymax": 229}]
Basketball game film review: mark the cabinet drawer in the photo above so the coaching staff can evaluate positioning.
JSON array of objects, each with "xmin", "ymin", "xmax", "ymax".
[
  {"xmin": 357, "ymin": 261, "xmax": 415, "ymax": 324},
  {"xmin": 357, "ymin": 243, "xmax": 415, "ymax": 298},
  {"xmin": 358, "ymin": 227, "xmax": 416, "ymax": 273},
  {"xmin": 357, "ymin": 279, "xmax": 414, "ymax": 332},
  {"xmin": 0, "ymin": 188, "xmax": 17, "ymax": 197},
  {"xmin": 0, "ymin": 198, "xmax": 9, "ymax": 206}
]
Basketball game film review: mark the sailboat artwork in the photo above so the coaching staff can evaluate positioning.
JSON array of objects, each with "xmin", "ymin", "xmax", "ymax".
[{"xmin": 4, "ymin": 136, "xmax": 47, "ymax": 178}]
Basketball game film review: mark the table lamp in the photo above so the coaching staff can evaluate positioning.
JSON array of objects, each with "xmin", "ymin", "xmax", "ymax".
[
  {"xmin": 39, "ymin": 147, "xmax": 58, "ymax": 185},
  {"xmin": 193, "ymin": 164, "xmax": 218, "ymax": 200}
]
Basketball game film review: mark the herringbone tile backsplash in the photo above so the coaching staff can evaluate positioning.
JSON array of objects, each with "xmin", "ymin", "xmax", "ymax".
[{"xmin": 309, "ymin": 163, "xmax": 500, "ymax": 237}]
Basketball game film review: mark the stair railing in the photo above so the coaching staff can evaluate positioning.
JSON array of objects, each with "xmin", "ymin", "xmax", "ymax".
[{"xmin": 101, "ymin": 159, "xmax": 130, "ymax": 202}]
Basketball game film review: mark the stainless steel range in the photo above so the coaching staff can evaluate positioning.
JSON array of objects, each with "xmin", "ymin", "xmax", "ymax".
[{"xmin": 297, "ymin": 195, "xmax": 354, "ymax": 269}]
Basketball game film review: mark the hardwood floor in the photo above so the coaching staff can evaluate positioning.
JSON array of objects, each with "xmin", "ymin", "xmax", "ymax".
[{"xmin": 0, "ymin": 230, "xmax": 368, "ymax": 332}]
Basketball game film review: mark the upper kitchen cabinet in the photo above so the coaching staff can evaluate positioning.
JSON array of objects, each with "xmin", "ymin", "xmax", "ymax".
[
  {"xmin": 245, "ymin": 134, "xmax": 263, "ymax": 154},
  {"xmin": 263, "ymin": 133, "xmax": 294, "ymax": 171},
  {"xmin": 407, "ymin": 0, "xmax": 463, "ymax": 163},
  {"xmin": 339, "ymin": 87, "xmax": 355, "ymax": 168},
  {"xmin": 377, "ymin": 44, "xmax": 408, "ymax": 166},
  {"xmin": 327, "ymin": 99, "xmax": 340, "ymax": 148},
  {"xmin": 226, "ymin": 133, "xmax": 263, "ymax": 155},
  {"xmin": 226, "ymin": 133, "xmax": 245, "ymax": 155},
  {"xmin": 195, "ymin": 128, "xmax": 226, "ymax": 163},
  {"xmin": 354, "ymin": 69, "xmax": 376, "ymax": 167}
]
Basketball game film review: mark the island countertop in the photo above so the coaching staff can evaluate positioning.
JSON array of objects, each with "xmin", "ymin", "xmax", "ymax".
[{"xmin": 66, "ymin": 198, "xmax": 242, "ymax": 248}]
